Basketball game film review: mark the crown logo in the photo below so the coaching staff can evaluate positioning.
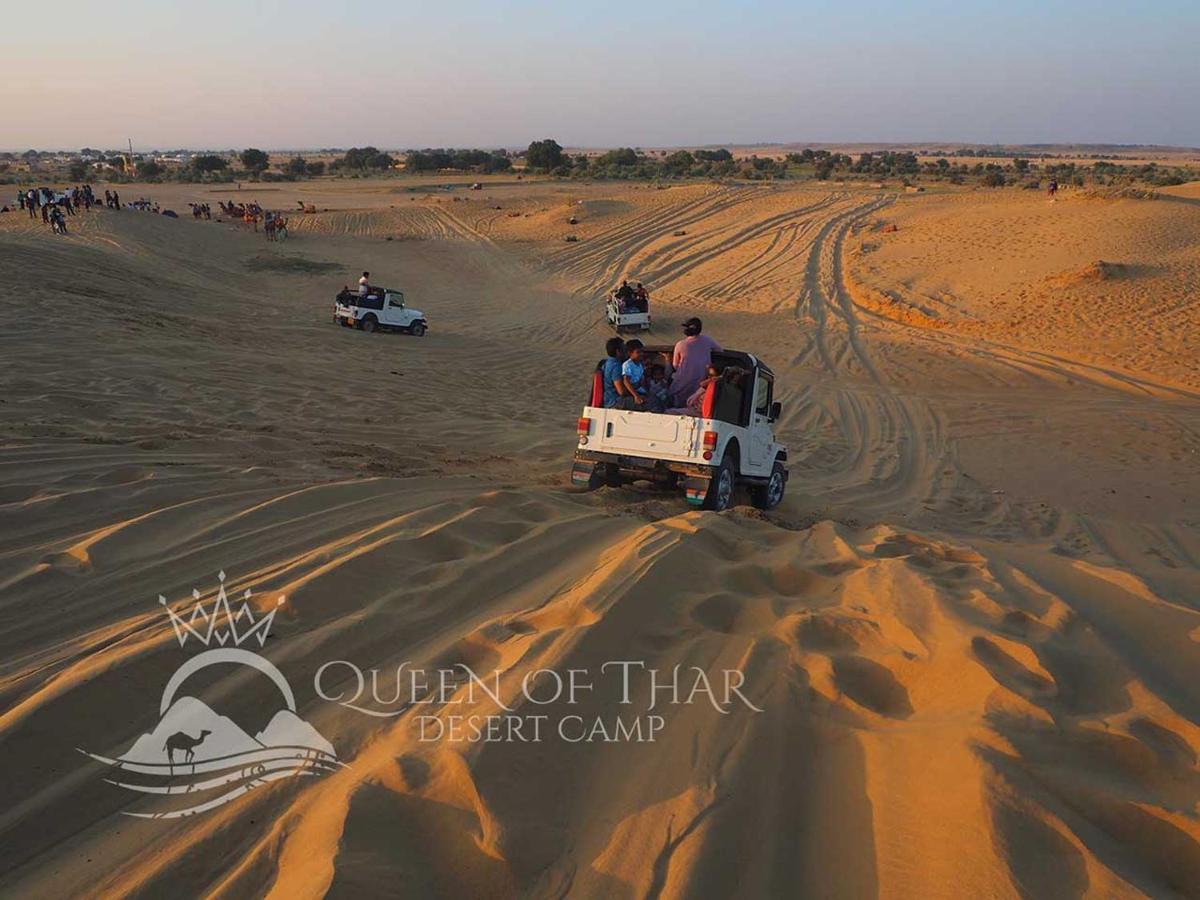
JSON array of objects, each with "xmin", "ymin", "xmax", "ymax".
[{"xmin": 160, "ymin": 571, "xmax": 285, "ymax": 648}]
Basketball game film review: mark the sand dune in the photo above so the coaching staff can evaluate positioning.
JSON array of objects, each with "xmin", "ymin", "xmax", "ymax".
[{"xmin": 1, "ymin": 178, "xmax": 1198, "ymax": 898}]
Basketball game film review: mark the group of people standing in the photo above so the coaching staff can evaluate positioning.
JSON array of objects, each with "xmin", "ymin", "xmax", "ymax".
[
  {"xmin": 600, "ymin": 316, "xmax": 723, "ymax": 415},
  {"xmin": 15, "ymin": 185, "xmax": 100, "ymax": 235}
]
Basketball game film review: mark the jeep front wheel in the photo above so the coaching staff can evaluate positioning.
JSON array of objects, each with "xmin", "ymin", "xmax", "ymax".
[
  {"xmin": 751, "ymin": 461, "xmax": 786, "ymax": 510},
  {"xmin": 410, "ymin": 322, "xmax": 426, "ymax": 337}
]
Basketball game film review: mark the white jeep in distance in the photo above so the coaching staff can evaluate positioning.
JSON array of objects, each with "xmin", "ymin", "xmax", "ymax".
[
  {"xmin": 605, "ymin": 292, "xmax": 651, "ymax": 334},
  {"xmin": 572, "ymin": 347, "xmax": 788, "ymax": 511},
  {"xmin": 334, "ymin": 288, "xmax": 428, "ymax": 336}
]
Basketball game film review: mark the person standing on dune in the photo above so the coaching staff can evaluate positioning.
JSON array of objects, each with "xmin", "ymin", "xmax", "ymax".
[{"xmin": 671, "ymin": 317, "xmax": 722, "ymax": 405}]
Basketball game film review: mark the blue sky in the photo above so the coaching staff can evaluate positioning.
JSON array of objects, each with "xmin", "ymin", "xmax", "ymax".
[{"xmin": 4, "ymin": 0, "xmax": 1198, "ymax": 149}]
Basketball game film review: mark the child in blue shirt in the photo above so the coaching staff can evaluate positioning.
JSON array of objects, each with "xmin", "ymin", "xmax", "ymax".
[{"xmin": 620, "ymin": 341, "xmax": 664, "ymax": 411}]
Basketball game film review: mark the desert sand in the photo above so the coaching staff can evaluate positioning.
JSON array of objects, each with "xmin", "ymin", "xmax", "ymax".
[{"xmin": 1, "ymin": 176, "xmax": 1198, "ymax": 898}]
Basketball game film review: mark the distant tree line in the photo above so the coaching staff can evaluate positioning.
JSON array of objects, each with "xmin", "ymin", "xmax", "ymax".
[
  {"xmin": 404, "ymin": 148, "xmax": 512, "ymax": 173},
  {"xmin": 1, "ymin": 140, "xmax": 1193, "ymax": 191},
  {"xmin": 525, "ymin": 140, "xmax": 1195, "ymax": 189}
]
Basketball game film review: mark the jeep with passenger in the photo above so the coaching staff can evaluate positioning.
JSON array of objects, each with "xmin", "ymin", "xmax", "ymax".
[
  {"xmin": 334, "ymin": 288, "xmax": 428, "ymax": 336},
  {"xmin": 571, "ymin": 346, "xmax": 787, "ymax": 511}
]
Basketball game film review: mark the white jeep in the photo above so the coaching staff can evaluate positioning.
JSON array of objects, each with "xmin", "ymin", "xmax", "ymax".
[
  {"xmin": 334, "ymin": 289, "xmax": 428, "ymax": 336},
  {"xmin": 571, "ymin": 347, "xmax": 788, "ymax": 511},
  {"xmin": 605, "ymin": 292, "xmax": 651, "ymax": 334}
]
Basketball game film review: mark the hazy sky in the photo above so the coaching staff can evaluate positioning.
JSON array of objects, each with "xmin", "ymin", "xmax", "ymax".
[{"xmin": 4, "ymin": 0, "xmax": 1198, "ymax": 150}]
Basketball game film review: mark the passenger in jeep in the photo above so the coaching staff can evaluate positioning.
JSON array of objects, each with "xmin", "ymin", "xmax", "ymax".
[
  {"xmin": 620, "ymin": 340, "xmax": 661, "ymax": 411},
  {"xmin": 601, "ymin": 337, "xmax": 628, "ymax": 409},
  {"xmin": 671, "ymin": 317, "xmax": 722, "ymax": 404},
  {"xmin": 646, "ymin": 363, "xmax": 670, "ymax": 409},
  {"xmin": 669, "ymin": 365, "xmax": 746, "ymax": 417}
]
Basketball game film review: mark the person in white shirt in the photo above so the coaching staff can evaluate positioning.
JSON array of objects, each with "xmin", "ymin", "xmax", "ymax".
[{"xmin": 358, "ymin": 271, "xmax": 371, "ymax": 297}]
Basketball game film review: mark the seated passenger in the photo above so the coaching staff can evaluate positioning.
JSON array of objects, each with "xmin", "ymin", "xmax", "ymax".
[
  {"xmin": 633, "ymin": 283, "xmax": 648, "ymax": 311},
  {"xmin": 646, "ymin": 363, "xmax": 670, "ymax": 408},
  {"xmin": 620, "ymin": 340, "xmax": 663, "ymax": 412},
  {"xmin": 668, "ymin": 365, "xmax": 721, "ymax": 417},
  {"xmin": 601, "ymin": 337, "xmax": 628, "ymax": 409},
  {"xmin": 614, "ymin": 280, "xmax": 633, "ymax": 302}
]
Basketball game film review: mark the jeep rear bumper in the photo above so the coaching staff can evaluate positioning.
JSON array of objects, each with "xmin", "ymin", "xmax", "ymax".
[
  {"xmin": 573, "ymin": 449, "xmax": 787, "ymax": 506},
  {"xmin": 572, "ymin": 449, "xmax": 718, "ymax": 505}
]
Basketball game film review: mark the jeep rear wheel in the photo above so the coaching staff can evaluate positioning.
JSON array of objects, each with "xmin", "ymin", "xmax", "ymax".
[
  {"xmin": 751, "ymin": 460, "xmax": 786, "ymax": 510},
  {"xmin": 702, "ymin": 454, "xmax": 736, "ymax": 511},
  {"xmin": 361, "ymin": 315, "xmax": 377, "ymax": 333},
  {"xmin": 587, "ymin": 462, "xmax": 619, "ymax": 490}
]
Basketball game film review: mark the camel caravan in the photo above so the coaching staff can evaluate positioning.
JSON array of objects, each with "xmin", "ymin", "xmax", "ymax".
[{"xmin": 212, "ymin": 200, "xmax": 289, "ymax": 240}]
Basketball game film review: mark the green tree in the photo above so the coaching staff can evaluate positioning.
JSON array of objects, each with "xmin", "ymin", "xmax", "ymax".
[
  {"xmin": 137, "ymin": 160, "xmax": 163, "ymax": 178},
  {"xmin": 68, "ymin": 162, "xmax": 89, "ymax": 181},
  {"xmin": 663, "ymin": 150, "xmax": 695, "ymax": 172},
  {"xmin": 981, "ymin": 170, "xmax": 1006, "ymax": 187},
  {"xmin": 286, "ymin": 156, "xmax": 309, "ymax": 177},
  {"xmin": 526, "ymin": 138, "xmax": 563, "ymax": 171},
  {"xmin": 192, "ymin": 154, "xmax": 228, "ymax": 174},
  {"xmin": 240, "ymin": 148, "xmax": 270, "ymax": 172},
  {"xmin": 306, "ymin": 160, "xmax": 326, "ymax": 176},
  {"xmin": 595, "ymin": 148, "xmax": 639, "ymax": 168},
  {"xmin": 338, "ymin": 147, "xmax": 394, "ymax": 170}
]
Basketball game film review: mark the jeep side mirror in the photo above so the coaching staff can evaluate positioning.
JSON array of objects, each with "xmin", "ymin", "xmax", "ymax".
[{"xmin": 769, "ymin": 401, "xmax": 782, "ymax": 421}]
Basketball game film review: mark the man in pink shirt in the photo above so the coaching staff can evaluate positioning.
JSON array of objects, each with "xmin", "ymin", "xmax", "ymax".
[{"xmin": 671, "ymin": 317, "xmax": 722, "ymax": 406}]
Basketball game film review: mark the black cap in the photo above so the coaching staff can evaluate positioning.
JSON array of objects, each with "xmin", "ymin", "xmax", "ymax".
[{"xmin": 681, "ymin": 316, "xmax": 702, "ymax": 332}]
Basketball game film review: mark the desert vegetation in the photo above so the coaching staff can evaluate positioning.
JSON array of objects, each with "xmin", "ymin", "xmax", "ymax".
[{"xmin": 2, "ymin": 140, "xmax": 1195, "ymax": 192}]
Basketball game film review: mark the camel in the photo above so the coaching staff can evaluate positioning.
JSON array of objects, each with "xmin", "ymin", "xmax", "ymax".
[{"xmin": 164, "ymin": 729, "xmax": 211, "ymax": 766}]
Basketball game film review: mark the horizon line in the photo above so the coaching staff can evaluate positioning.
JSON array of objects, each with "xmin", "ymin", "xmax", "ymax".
[{"xmin": 6, "ymin": 140, "xmax": 1200, "ymax": 155}]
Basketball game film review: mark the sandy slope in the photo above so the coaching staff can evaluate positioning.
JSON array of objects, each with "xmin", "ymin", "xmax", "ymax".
[{"xmin": 0, "ymin": 178, "xmax": 1198, "ymax": 899}]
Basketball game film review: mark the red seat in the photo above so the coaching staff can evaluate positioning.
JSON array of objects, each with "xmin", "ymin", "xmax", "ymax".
[
  {"xmin": 590, "ymin": 368, "xmax": 604, "ymax": 407},
  {"xmin": 700, "ymin": 379, "xmax": 718, "ymax": 418}
]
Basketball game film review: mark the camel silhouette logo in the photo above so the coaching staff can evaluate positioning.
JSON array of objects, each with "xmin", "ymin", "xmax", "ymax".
[
  {"xmin": 165, "ymin": 729, "xmax": 211, "ymax": 766},
  {"xmin": 79, "ymin": 572, "xmax": 343, "ymax": 819}
]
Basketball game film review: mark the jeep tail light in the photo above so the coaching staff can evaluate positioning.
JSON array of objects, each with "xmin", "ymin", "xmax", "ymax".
[
  {"xmin": 702, "ymin": 430, "xmax": 718, "ymax": 450},
  {"xmin": 577, "ymin": 417, "xmax": 592, "ymax": 436}
]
